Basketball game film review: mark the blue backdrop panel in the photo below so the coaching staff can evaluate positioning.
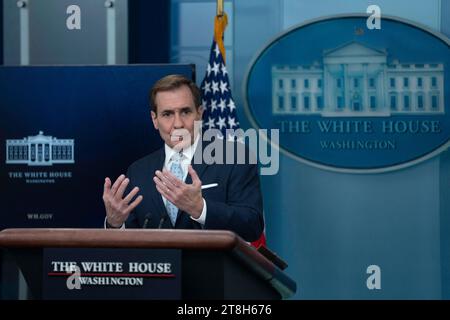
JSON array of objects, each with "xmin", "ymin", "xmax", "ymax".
[{"xmin": 0, "ymin": 64, "xmax": 193, "ymax": 229}]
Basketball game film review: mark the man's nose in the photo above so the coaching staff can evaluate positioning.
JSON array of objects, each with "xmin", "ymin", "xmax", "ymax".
[{"xmin": 173, "ymin": 112, "xmax": 183, "ymax": 128}]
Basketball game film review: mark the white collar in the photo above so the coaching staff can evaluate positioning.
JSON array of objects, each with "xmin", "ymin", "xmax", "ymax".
[{"xmin": 164, "ymin": 134, "xmax": 200, "ymax": 164}]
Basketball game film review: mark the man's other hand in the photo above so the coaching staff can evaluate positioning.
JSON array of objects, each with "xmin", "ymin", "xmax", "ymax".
[{"xmin": 102, "ymin": 174, "xmax": 143, "ymax": 228}]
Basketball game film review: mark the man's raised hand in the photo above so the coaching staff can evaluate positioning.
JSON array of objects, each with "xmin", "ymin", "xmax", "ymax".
[{"xmin": 102, "ymin": 174, "xmax": 143, "ymax": 228}]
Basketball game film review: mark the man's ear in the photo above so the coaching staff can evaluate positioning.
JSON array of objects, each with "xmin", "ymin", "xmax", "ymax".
[
  {"xmin": 197, "ymin": 105, "xmax": 204, "ymax": 119},
  {"xmin": 151, "ymin": 110, "xmax": 158, "ymax": 130}
]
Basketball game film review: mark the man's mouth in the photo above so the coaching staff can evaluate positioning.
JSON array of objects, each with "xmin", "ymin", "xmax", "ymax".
[{"xmin": 170, "ymin": 135, "xmax": 184, "ymax": 142}]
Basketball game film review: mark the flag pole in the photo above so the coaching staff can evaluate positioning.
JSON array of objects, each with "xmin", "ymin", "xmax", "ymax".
[{"xmin": 216, "ymin": 0, "xmax": 224, "ymax": 17}]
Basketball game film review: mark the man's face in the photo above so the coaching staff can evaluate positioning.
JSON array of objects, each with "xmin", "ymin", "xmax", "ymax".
[{"xmin": 151, "ymin": 85, "xmax": 203, "ymax": 150}]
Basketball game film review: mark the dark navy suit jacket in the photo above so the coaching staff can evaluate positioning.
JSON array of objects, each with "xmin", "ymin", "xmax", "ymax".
[{"xmin": 124, "ymin": 141, "xmax": 264, "ymax": 242}]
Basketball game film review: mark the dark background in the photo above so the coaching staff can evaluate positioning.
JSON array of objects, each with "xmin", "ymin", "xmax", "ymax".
[{"xmin": 0, "ymin": 0, "xmax": 171, "ymax": 66}]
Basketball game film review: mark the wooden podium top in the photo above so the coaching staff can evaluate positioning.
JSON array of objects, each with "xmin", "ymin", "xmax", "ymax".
[
  {"xmin": 0, "ymin": 228, "xmax": 297, "ymax": 299},
  {"xmin": 0, "ymin": 228, "xmax": 243, "ymax": 249}
]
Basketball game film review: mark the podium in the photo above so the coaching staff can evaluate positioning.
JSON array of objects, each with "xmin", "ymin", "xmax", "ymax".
[{"xmin": 0, "ymin": 229, "xmax": 296, "ymax": 300}]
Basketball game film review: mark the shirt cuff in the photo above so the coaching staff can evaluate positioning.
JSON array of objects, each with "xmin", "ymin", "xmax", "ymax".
[
  {"xmin": 190, "ymin": 198, "xmax": 206, "ymax": 226},
  {"xmin": 104, "ymin": 217, "xmax": 125, "ymax": 229}
]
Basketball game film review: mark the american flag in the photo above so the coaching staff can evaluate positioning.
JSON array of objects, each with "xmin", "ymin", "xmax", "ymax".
[
  {"xmin": 200, "ymin": 42, "xmax": 238, "ymax": 139},
  {"xmin": 200, "ymin": 14, "xmax": 266, "ymax": 249}
]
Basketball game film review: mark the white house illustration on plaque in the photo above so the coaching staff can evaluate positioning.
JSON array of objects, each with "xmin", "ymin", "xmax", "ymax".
[
  {"xmin": 272, "ymin": 41, "xmax": 445, "ymax": 116},
  {"xmin": 6, "ymin": 131, "xmax": 75, "ymax": 166}
]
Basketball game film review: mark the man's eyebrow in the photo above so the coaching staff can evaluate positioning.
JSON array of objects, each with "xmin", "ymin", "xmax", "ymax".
[
  {"xmin": 159, "ymin": 109, "xmax": 174, "ymax": 113},
  {"xmin": 160, "ymin": 106, "xmax": 193, "ymax": 113}
]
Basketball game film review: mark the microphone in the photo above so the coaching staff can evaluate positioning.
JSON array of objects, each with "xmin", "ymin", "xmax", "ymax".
[
  {"xmin": 142, "ymin": 213, "xmax": 151, "ymax": 229},
  {"xmin": 158, "ymin": 212, "xmax": 167, "ymax": 229}
]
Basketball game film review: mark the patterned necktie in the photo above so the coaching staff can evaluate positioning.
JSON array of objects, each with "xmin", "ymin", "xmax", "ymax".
[{"xmin": 165, "ymin": 152, "xmax": 183, "ymax": 226}]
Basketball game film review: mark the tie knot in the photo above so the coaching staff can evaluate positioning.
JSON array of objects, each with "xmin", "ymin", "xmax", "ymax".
[{"xmin": 171, "ymin": 152, "xmax": 183, "ymax": 162}]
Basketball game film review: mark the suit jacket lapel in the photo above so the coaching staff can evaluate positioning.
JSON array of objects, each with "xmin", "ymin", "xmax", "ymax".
[
  {"xmin": 185, "ymin": 140, "xmax": 208, "ymax": 184},
  {"xmin": 149, "ymin": 147, "xmax": 168, "ymax": 223}
]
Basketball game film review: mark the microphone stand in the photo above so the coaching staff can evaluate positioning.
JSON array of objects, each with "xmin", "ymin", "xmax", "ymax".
[{"xmin": 142, "ymin": 213, "xmax": 151, "ymax": 229}]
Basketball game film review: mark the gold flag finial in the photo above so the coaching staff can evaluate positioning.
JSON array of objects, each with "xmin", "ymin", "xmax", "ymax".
[
  {"xmin": 217, "ymin": 0, "xmax": 224, "ymax": 16},
  {"xmin": 214, "ymin": 13, "xmax": 228, "ymax": 62},
  {"xmin": 214, "ymin": 0, "xmax": 227, "ymax": 62}
]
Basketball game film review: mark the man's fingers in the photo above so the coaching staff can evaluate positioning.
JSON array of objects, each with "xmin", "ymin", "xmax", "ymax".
[
  {"xmin": 103, "ymin": 177, "xmax": 111, "ymax": 198},
  {"xmin": 115, "ymin": 177, "xmax": 130, "ymax": 198},
  {"xmin": 155, "ymin": 170, "xmax": 178, "ymax": 190},
  {"xmin": 155, "ymin": 184, "xmax": 175, "ymax": 203},
  {"xmin": 188, "ymin": 165, "xmax": 201, "ymax": 187},
  {"xmin": 155, "ymin": 183, "xmax": 165, "ymax": 196},
  {"xmin": 124, "ymin": 195, "xmax": 143, "ymax": 215},
  {"xmin": 160, "ymin": 169, "xmax": 183, "ymax": 188},
  {"xmin": 154, "ymin": 176, "xmax": 171, "ymax": 193},
  {"xmin": 111, "ymin": 174, "xmax": 125, "ymax": 195},
  {"xmin": 123, "ymin": 186, "xmax": 139, "ymax": 204}
]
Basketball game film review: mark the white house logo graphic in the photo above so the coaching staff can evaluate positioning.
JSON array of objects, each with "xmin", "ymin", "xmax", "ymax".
[
  {"xmin": 6, "ymin": 131, "xmax": 75, "ymax": 166},
  {"xmin": 244, "ymin": 15, "xmax": 450, "ymax": 172},
  {"xmin": 272, "ymin": 41, "xmax": 444, "ymax": 117}
]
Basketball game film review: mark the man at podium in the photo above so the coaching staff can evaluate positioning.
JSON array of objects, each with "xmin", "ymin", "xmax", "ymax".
[{"xmin": 102, "ymin": 74, "xmax": 264, "ymax": 242}]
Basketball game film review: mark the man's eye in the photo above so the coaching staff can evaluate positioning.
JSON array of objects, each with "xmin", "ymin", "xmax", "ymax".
[
  {"xmin": 162, "ymin": 113, "xmax": 171, "ymax": 117},
  {"xmin": 182, "ymin": 110, "xmax": 192, "ymax": 115}
]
